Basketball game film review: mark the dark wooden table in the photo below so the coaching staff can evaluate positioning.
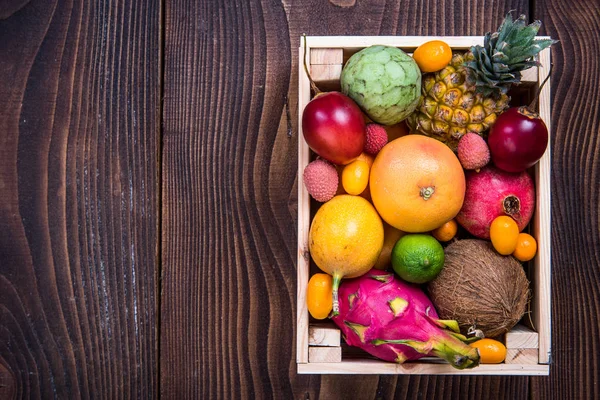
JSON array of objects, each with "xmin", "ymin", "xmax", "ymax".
[{"xmin": 1, "ymin": 0, "xmax": 598, "ymax": 398}]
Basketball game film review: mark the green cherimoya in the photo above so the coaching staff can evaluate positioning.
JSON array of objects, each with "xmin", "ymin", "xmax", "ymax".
[{"xmin": 341, "ymin": 45, "xmax": 421, "ymax": 125}]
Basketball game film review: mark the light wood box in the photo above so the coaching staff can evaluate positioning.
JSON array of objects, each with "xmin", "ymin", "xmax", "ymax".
[{"xmin": 297, "ymin": 36, "xmax": 552, "ymax": 375}]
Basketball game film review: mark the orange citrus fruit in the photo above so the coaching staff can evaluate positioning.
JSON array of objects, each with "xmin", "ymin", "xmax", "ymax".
[
  {"xmin": 337, "ymin": 152, "xmax": 374, "ymax": 199},
  {"xmin": 355, "ymin": 152, "xmax": 375, "ymax": 168},
  {"xmin": 490, "ymin": 216, "xmax": 519, "ymax": 255},
  {"xmin": 513, "ymin": 233, "xmax": 537, "ymax": 261},
  {"xmin": 413, "ymin": 40, "xmax": 452, "ymax": 72},
  {"xmin": 342, "ymin": 160, "xmax": 370, "ymax": 195},
  {"xmin": 373, "ymin": 222, "xmax": 405, "ymax": 270},
  {"xmin": 470, "ymin": 338, "xmax": 507, "ymax": 364},
  {"xmin": 432, "ymin": 219, "xmax": 458, "ymax": 242},
  {"xmin": 370, "ymin": 135, "xmax": 466, "ymax": 232}
]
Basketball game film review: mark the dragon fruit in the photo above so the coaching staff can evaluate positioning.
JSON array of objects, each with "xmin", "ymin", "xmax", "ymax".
[{"xmin": 331, "ymin": 269, "xmax": 480, "ymax": 369}]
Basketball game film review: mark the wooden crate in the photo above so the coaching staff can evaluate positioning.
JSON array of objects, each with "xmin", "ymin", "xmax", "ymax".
[{"xmin": 297, "ymin": 36, "xmax": 552, "ymax": 375}]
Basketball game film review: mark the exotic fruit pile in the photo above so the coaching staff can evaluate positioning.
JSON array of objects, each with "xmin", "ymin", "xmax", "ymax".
[{"xmin": 301, "ymin": 12, "xmax": 556, "ymax": 369}]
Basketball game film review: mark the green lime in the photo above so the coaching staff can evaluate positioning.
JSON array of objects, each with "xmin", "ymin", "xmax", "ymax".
[{"xmin": 391, "ymin": 234, "xmax": 445, "ymax": 283}]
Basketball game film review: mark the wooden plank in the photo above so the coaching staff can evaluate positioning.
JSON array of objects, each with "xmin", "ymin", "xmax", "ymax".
[
  {"xmin": 310, "ymin": 64, "xmax": 344, "ymax": 85},
  {"xmin": 521, "ymin": 67, "xmax": 539, "ymax": 84},
  {"xmin": 532, "ymin": 47, "xmax": 553, "ymax": 366},
  {"xmin": 309, "ymin": 347, "xmax": 342, "ymax": 363},
  {"xmin": 311, "ymin": 48, "xmax": 344, "ymax": 65},
  {"xmin": 0, "ymin": 0, "xmax": 160, "ymax": 398},
  {"xmin": 163, "ymin": 1, "xmax": 308, "ymax": 398},
  {"xmin": 298, "ymin": 47, "xmax": 311, "ymax": 365},
  {"xmin": 163, "ymin": 1, "xmax": 532, "ymax": 399},
  {"xmin": 530, "ymin": 0, "xmax": 600, "ymax": 398},
  {"xmin": 505, "ymin": 325, "xmax": 539, "ymax": 349},
  {"xmin": 505, "ymin": 349, "xmax": 539, "ymax": 365},
  {"xmin": 299, "ymin": 361, "xmax": 549, "ymax": 375},
  {"xmin": 309, "ymin": 324, "xmax": 341, "ymax": 347}
]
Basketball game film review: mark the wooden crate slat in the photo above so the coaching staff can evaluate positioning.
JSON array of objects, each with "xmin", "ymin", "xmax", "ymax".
[
  {"xmin": 298, "ymin": 360, "xmax": 549, "ymax": 375},
  {"xmin": 310, "ymin": 65, "xmax": 344, "ymax": 85},
  {"xmin": 505, "ymin": 349, "xmax": 539, "ymax": 365},
  {"xmin": 309, "ymin": 347, "xmax": 342, "ymax": 363},
  {"xmin": 521, "ymin": 67, "xmax": 538, "ymax": 84},
  {"xmin": 310, "ymin": 48, "xmax": 344, "ymax": 65},
  {"xmin": 532, "ymin": 47, "xmax": 553, "ymax": 365},
  {"xmin": 297, "ymin": 46, "xmax": 312, "ymax": 364},
  {"xmin": 309, "ymin": 324, "xmax": 341, "ymax": 347},
  {"xmin": 505, "ymin": 324, "xmax": 539, "ymax": 349}
]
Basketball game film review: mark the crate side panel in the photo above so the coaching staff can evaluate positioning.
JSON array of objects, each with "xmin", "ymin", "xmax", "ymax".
[
  {"xmin": 298, "ymin": 361, "xmax": 550, "ymax": 375},
  {"xmin": 533, "ymin": 47, "xmax": 552, "ymax": 364},
  {"xmin": 297, "ymin": 46, "xmax": 312, "ymax": 363}
]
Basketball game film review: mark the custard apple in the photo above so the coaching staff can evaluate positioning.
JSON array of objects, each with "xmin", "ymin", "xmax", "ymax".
[{"xmin": 341, "ymin": 45, "xmax": 421, "ymax": 125}]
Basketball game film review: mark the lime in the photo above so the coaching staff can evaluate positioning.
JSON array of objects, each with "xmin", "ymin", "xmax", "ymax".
[{"xmin": 391, "ymin": 234, "xmax": 445, "ymax": 283}]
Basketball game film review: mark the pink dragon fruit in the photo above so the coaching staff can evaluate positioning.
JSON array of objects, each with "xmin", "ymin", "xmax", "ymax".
[{"xmin": 331, "ymin": 269, "xmax": 480, "ymax": 369}]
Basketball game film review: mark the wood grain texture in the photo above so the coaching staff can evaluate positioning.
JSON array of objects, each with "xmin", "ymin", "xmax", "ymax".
[
  {"xmin": 531, "ymin": 0, "xmax": 600, "ymax": 398},
  {"xmin": 0, "ymin": 0, "xmax": 159, "ymax": 398},
  {"xmin": 162, "ymin": 0, "xmax": 533, "ymax": 399},
  {"xmin": 161, "ymin": 0, "xmax": 308, "ymax": 397}
]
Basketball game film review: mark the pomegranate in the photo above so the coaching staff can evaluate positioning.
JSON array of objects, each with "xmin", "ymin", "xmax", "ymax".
[
  {"xmin": 456, "ymin": 166, "xmax": 535, "ymax": 239},
  {"xmin": 488, "ymin": 106, "xmax": 549, "ymax": 172},
  {"xmin": 302, "ymin": 92, "xmax": 366, "ymax": 165}
]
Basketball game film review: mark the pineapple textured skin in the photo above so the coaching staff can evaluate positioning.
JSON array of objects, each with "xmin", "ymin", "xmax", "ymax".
[
  {"xmin": 407, "ymin": 53, "xmax": 509, "ymax": 150},
  {"xmin": 407, "ymin": 12, "xmax": 556, "ymax": 150}
]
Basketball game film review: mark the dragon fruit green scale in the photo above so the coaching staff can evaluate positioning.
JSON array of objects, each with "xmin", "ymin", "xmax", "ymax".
[
  {"xmin": 341, "ymin": 45, "xmax": 421, "ymax": 125},
  {"xmin": 331, "ymin": 269, "xmax": 480, "ymax": 369}
]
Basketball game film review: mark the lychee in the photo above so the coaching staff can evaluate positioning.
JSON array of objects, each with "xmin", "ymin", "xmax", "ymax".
[
  {"xmin": 364, "ymin": 123, "xmax": 388, "ymax": 155},
  {"xmin": 457, "ymin": 133, "xmax": 490, "ymax": 170},
  {"xmin": 303, "ymin": 159, "xmax": 339, "ymax": 202}
]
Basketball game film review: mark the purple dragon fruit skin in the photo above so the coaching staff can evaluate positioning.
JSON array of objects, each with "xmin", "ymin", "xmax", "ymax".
[{"xmin": 331, "ymin": 269, "xmax": 480, "ymax": 369}]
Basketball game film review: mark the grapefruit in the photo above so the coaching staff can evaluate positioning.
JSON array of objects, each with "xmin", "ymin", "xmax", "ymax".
[{"xmin": 370, "ymin": 135, "xmax": 465, "ymax": 232}]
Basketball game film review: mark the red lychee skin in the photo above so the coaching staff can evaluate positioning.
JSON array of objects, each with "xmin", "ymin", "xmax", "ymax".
[
  {"xmin": 364, "ymin": 123, "xmax": 388, "ymax": 155},
  {"xmin": 457, "ymin": 133, "xmax": 490, "ymax": 170},
  {"xmin": 303, "ymin": 159, "xmax": 339, "ymax": 202}
]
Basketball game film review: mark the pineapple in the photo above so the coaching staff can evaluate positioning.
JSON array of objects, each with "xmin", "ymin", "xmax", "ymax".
[{"xmin": 407, "ymin": 13, "xmax": 556, "ymax": 150}]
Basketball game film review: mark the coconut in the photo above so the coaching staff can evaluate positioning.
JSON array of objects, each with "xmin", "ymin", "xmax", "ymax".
[{"xmin": 427, "ymin": 239, "xmax": 530, "ymax": 338}]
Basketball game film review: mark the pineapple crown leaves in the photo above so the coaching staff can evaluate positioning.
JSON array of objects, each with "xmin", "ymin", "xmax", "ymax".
[{"xmin": 465, "ymin": 12, "xmax": 558, "ymax": 97}]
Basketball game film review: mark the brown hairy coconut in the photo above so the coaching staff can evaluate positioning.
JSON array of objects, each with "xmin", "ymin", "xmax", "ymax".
[{"xmin": 427, "ymin": 239, "xmax": 530, "ymax": 338}]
